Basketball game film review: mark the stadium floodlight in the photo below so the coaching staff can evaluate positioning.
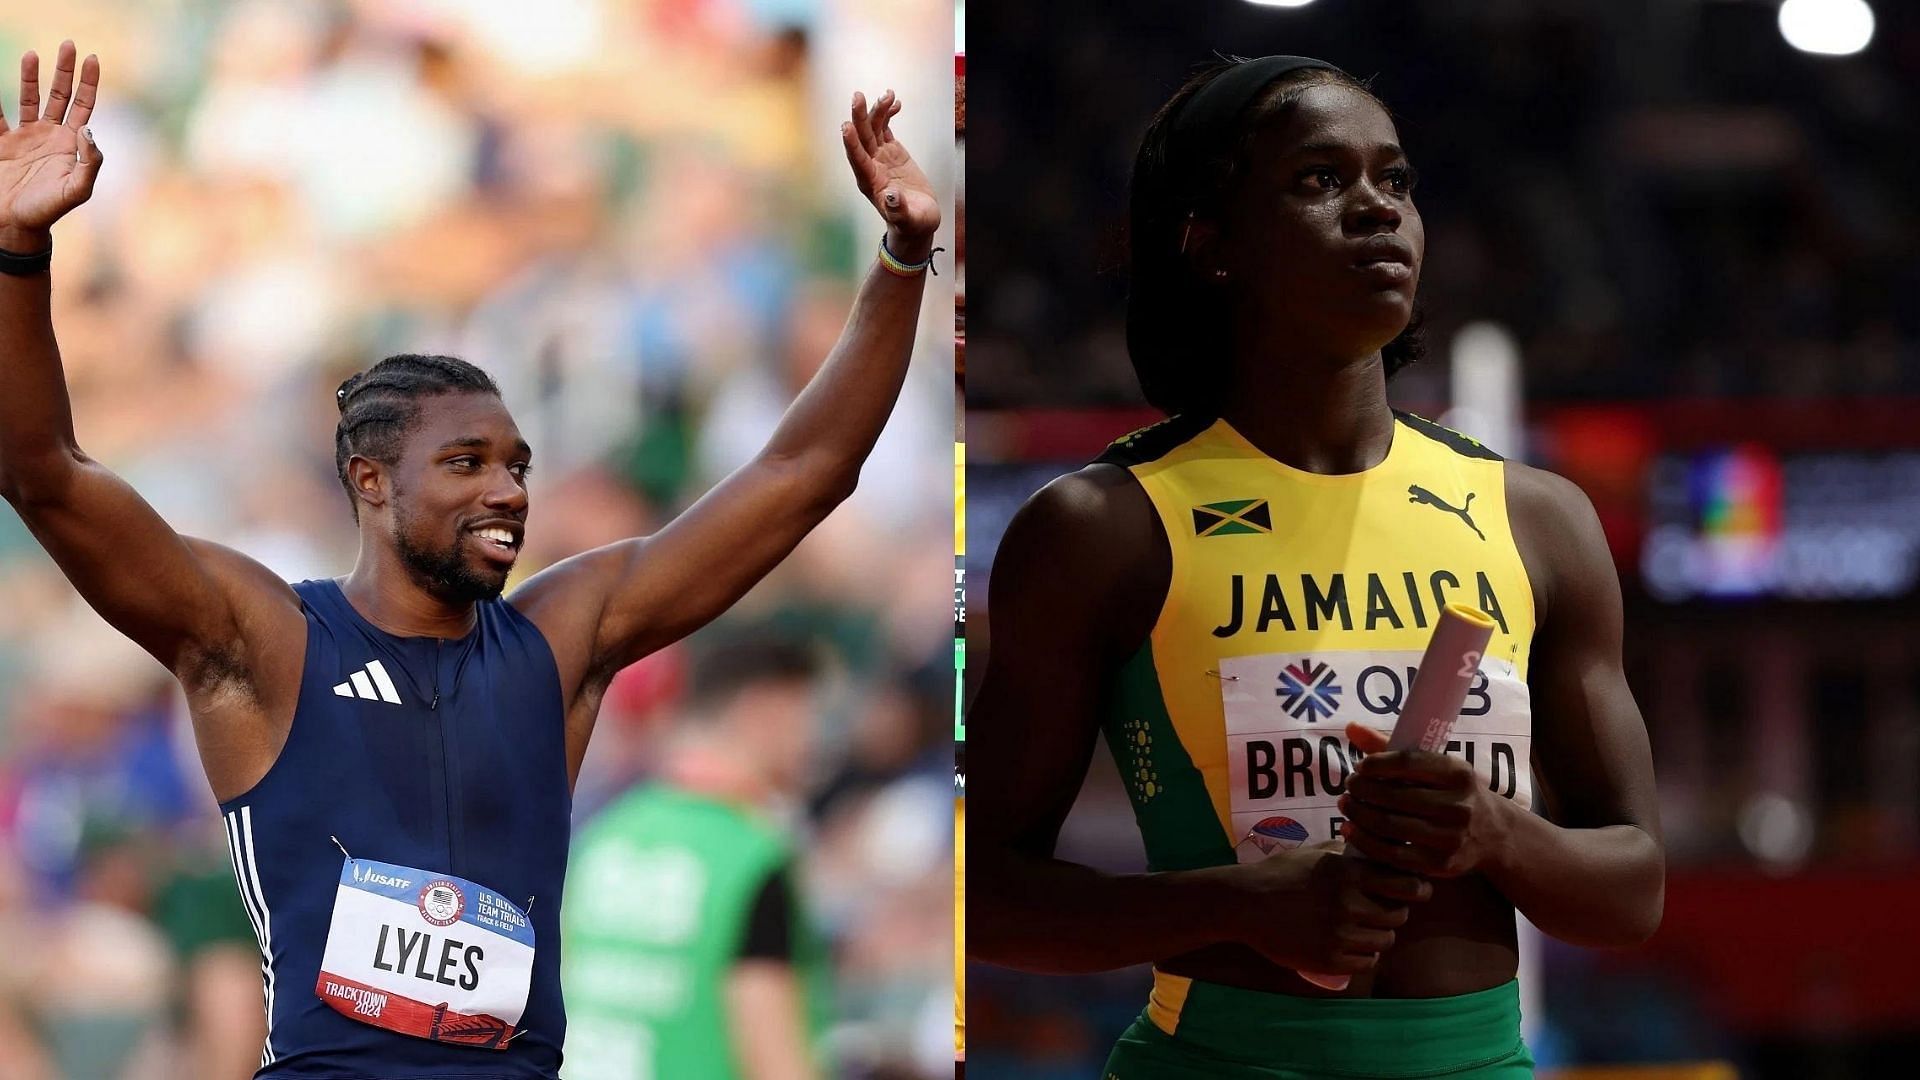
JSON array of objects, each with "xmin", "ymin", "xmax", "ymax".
[{"xmin": 1778, "ymin": 0, "xmax": 1875, "ymax": 56}]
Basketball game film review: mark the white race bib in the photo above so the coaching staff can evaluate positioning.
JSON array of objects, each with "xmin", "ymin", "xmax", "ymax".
[
  {"xmin": 316, "ymin": 857, "xmax": 535, "ymax": 1049},
  {"xmin": 1219, "ymin": 649, "xmax": 1532, "ymax": 863}
]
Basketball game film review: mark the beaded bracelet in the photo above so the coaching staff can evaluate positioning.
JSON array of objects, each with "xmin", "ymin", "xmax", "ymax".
[{"xmin": 879, "ymin": 234, "xmax": 944, "ymax": 277}]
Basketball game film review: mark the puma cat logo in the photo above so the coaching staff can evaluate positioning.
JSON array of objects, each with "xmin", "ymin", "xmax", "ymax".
[{"xmin": 1407, "ymin": 484, "xmax": 1484, "ymax": 541}]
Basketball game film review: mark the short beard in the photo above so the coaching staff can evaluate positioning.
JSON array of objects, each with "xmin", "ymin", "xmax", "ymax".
[{"xmin": 393, "ymin": 513, "xmax": 507, "ymax": 605}]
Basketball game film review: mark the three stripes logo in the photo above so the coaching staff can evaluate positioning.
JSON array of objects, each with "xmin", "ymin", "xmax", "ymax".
[
  {"xmin": 334, "ymin": 660, "xmax": 403, "ymax": 705},
  {"xmin": 1192, "ymin": 498, "xmax": 1272, "ymax": 537}
]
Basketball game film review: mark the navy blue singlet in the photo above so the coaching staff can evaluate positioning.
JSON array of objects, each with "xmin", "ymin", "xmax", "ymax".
[{"xmin": 217, "ymin": 579, "xmax": 571, "ymax": 1078}]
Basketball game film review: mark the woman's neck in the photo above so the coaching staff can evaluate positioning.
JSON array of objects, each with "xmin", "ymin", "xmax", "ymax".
[{"xmin": 1217, "ymin": 346, "xmax": 1396, "ymax": 475}]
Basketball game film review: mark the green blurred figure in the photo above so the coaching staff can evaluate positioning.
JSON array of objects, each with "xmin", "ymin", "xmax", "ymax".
[{"xmin": 563, "ymin": 636, "xmax": 833, "ymax": 1080}]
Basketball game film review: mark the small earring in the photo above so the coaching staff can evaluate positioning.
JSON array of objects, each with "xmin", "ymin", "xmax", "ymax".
[{"xmin": 1180, "ymin": 213, "xmax": 1197, "ymax": 255}]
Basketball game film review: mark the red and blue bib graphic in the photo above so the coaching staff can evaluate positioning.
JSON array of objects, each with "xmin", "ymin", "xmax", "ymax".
[{"xmin": 1244, "ymin": 815, "xmax": 1311, "ymax": 856}]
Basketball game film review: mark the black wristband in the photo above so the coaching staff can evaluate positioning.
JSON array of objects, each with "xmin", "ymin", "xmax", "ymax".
[{"xmin": 0, "ymin": 242, "xmax": 52, "ymax": 277}]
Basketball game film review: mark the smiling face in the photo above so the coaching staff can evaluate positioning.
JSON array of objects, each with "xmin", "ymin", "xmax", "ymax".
[
  {"xmin": 1208, "ymin": 81, "xmax": 1424, "ymax": 365},
  {"xmin": 373, "ymin": 392, "xmax": 532, "ymax": 604}
]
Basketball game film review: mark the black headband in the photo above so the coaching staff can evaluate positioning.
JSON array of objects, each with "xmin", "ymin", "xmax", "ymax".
[{"xmin": 1170, "ymin": 55, "xmax": 1343, "ymax": 158}]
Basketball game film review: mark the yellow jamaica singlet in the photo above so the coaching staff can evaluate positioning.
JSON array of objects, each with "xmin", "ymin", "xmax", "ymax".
[{"xmin": 1095, "ymin": 411, "xmax": 1538, "ymax": 877}]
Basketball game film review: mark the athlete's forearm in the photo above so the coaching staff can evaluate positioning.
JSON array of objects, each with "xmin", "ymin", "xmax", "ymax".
[
  {"xmin": 1482, "ymin": 801, "xmax": 1663, "ymax": 948},
  {"xmin": 0, "ymin": 230, "xmax": 84, "ymax": 501},
  {"xmin": 757, "ymin": 229, "xmax": 931, "ymax": 499},
  {"xmin": 971, "ymin": 848, "xmax": 1250, "ymax": 974}
]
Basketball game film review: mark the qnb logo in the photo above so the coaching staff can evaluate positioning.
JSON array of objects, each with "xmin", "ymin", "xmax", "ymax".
[{"xmin": 1277, "ymin": 659, "xmax": 1342, "ymax": 722}]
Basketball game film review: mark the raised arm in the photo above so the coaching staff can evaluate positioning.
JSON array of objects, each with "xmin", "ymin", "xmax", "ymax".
[
  {"xmin": 969, "ymin": 468, "xmax": 1429, "ymax": 976},
  {"xmin": 516, "ymin": 91, "xmax": 940, "ymax": 686},
  {"xmin": 0, "ymin": 45, "xmax": 302, "ymax": 752}
]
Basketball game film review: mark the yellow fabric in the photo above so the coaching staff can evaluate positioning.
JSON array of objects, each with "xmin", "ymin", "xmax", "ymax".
[
  {"xmin": 1145, "ymin": 969, "xmax": 1194, "ymax": 1035},
  {"xmin": 1120, "ymin": 416, "xmax": 1537, "ymax": 851}
]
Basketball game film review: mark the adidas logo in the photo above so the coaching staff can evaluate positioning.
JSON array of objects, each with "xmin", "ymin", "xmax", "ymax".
[{"xmin": 333, "ymin": 660, "xmax": 402, "ymax": 705}]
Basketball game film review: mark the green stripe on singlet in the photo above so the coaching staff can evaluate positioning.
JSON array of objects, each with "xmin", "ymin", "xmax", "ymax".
[{"xmin": 1103, "ymin": 642, "xmax": 1234, "ymax": 871}]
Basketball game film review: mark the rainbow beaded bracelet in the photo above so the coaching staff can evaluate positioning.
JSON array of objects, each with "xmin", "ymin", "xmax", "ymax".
[{"xmin": 879, "ymin": 234, "xmax": 944, "ymax": 277}]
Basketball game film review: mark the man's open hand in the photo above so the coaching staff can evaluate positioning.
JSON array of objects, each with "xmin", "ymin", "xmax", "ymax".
[{"xmin": 0, "ymin": 41, "xmax": 103, "ymax": 250}]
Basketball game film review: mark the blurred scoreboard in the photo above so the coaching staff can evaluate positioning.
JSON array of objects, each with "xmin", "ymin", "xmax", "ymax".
[
  {"xmin": 1641, "ymin": 446, "xmax": 1920, "ymax": 601},
  {"xmin": 1540, "ymin": 399, "xmax": 1920, "ymax": 603}
]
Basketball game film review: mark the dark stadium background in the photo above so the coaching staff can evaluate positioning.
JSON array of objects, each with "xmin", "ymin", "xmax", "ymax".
[{"xmin": 963, "ymin": 2, "xmax": 1920, "ymax": 1077}]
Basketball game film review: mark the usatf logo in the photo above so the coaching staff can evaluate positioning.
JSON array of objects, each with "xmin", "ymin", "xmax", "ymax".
[
  {"xmin": 1193, "ymin": 498, "xmax": 1272, "ymax": 537},
  {"xmin": 353, "ymin": 865, "xmax": 412, "ymax": 890},
  {"xmin": 418, "ymin": 880, "xmax": 466, "ymax": 927},
  {"xmin": 1276, "ymin": 659, "xmax": 1342, "ymax": 721}
]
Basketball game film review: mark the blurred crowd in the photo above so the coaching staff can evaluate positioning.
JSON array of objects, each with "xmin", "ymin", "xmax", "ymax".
[
  {"xmin": 965, "ymin": 0, "xmax": 1920, "ymax": 409},
  {"xmin": 0, "ymin": 1, "xmax": 955, "ymax": 1077}
]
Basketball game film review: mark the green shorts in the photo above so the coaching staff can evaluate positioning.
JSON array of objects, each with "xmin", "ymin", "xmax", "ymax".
[{"xmin": 1102, "ymin": 976, "xmax": 1534, "ymax": 1080}]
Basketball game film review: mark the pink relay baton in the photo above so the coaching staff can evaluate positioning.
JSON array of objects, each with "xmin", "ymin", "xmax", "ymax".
[{"xmin": 1299, "ymin": 603, "xmax": 1497, "ymax": 991}]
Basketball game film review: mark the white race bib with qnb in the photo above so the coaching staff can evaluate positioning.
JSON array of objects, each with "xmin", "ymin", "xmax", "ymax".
[
  {"xmin": 1219, "ymin": 649, "xmax": 1532, "ymax": 863},
  {"xmin": 317, "ymin": 857, "xmax": 534, "ymax": 1049}
]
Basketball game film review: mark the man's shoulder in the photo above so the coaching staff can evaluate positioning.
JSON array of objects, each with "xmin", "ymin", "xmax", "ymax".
[{"xmin": 505, "ymin": 543, "xmax": 637, "ymax": 671}]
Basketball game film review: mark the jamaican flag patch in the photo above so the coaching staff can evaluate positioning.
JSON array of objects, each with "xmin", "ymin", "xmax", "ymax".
[{"xmin": 1192, "ymin": 499, "xmax": 1272, "ymax": 536}]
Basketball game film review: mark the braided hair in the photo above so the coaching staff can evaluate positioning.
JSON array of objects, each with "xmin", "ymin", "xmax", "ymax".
[
  {"xmin": 1127, "ymin": 60, "xmax": 1425, "ymax": 418},
  {"xmin": 333, "ymin": 354, "xmax": 501, "ymax": 521}
]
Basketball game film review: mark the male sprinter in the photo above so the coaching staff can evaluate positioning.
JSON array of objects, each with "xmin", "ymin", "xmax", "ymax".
[{"xmin": 0, "ymin": 42, "xmax": 939, "ymax": 1078}]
